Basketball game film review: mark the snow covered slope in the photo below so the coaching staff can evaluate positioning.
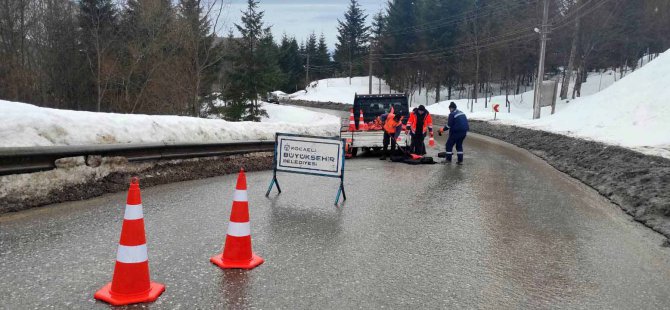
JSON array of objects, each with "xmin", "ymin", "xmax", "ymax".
[
  {"xmin": 0, "ymin": 101, "xmax": 340, "ymax": 147},
  {"xmin": 261, "ymin": 103, "xmax": 338, "ymax": 124},
  {"xmin": 289, "ymin": 77, "xmax": 392, "ymax": 104},
  {"xmin": 428, "ymin": 49, "xmax": 670, "ymax": 158}
]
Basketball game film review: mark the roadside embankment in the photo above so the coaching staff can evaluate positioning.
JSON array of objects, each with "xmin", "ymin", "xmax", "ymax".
[
  {"xmin": 0, "ymin": 153, "xmax": 272, "ymax": 213},
  {"xmin": 468, "ymin": 120, "xmax": 670, "ymax": 238},
  {"xmin": 282, "ymin": 99, "xmax": 670, "ymax": 239}
]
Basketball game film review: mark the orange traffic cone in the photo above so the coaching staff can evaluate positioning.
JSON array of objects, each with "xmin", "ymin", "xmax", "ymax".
[
  {"xmin": 358, "ymin": 110, "xmax": 368, "ymax": 131},
  {"xmin": 429, "ymin": 132, "xmax": 435, "ymax": 147},
  {"xmin": 211, "ymin": 169, "xmax": 264, "ymax": 269},
  {"xmin": 348, "ymin": 109, "xmax": 356, "ymax": 131},
  {"xmin": 94, "ymin": 177, "xmax": 165, "ymax": 306}
]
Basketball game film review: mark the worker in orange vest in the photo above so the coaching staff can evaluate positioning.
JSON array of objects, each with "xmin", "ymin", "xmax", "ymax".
[
  {"xmin": 380, "ymin": 112, "xmax": 403, "ymax": 160},
  {"xmin": 406, "ymin": 105, "xmax": 433, "ymax": 155}
]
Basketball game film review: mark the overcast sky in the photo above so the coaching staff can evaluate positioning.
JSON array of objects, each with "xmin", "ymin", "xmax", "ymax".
[{"xmin": 217, "ymin": 0, "xmax": 387, "ymax": 51}]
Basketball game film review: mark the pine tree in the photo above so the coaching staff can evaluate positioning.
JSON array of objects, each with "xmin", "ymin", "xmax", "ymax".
[
  {"xmin": 416, "ymin": 0, "xmax": 464, "ymax": 101},
  {"xmin": 370, "ymin": 10, "xmax": 385, "ymax": 46},
  {"xmin": 369, "ymin": 10, "xmax": 386, "ymax": 91},
  {"xmin": 306, "ymin": 32, "xmax": 318, "ymax": 62},
  {"xmin": 258, "ymin": 31, "xmax": 283, "ymax": 93},
  {"xmin": 41, "ymin": 0, "xmax": 89, "ymax": 110},
  {"xmin": 279, "ymin": 35, "xmax": 304, "ymax": 92},
  {"xmin": 314, "ymin": 33, "xmax": 332, "ymax": 80},
  {"xmin": 224, "ymin": 0, "xmax": 279, "ymax": 121},
  {"xmin": 382, "ymin": 0, "xmax": 417, "ymax": 91},
  {"xmin": 334, "ymin": 0, "xmax": 370, "ymax": 80}
]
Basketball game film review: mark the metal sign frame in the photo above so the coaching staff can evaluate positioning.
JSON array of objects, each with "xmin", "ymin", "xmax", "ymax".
[{"xmin": 265, "ymin": 133, "xmax": 347, "ymax": 205}]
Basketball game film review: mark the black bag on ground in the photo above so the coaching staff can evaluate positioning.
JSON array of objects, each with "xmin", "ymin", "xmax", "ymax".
[
  {"xmin": 390, "ymin": 155, "xmax": 405, "ymax": 162},
  {"xmin": 403, "ymin": 158, "xmax": 422, "ymax": 165},
  {"xmin": 420, "ymin": 156, "xmax": 435, "ymax": 164},
  {"xmin": 437, "ymin": 152, "xmax": 447, "ymax": 158}
]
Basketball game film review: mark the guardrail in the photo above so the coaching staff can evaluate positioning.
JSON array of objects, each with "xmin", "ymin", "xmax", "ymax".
[{"xmin": 0, "ymin": 141, "xmax": 275, "ymax": 176}]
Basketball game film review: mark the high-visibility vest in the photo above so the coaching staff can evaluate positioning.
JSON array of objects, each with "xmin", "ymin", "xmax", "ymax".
[
  {"xmin": 407, "ymin": 112, "xmax": 433, "ymax": 133},
  {"xmin": 383, "ymin": 113, "xmax": 401, "ymax": 134}
]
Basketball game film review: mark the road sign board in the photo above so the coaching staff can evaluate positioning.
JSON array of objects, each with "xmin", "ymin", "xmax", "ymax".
[
  {"xmin": 266, "ymin": 133, "xmax": 347, "ymax": 205},
  {"xmin": 493, "ymin": 104, "xmax": 500, "ymax": 113},
  {"xmin": 276, "ymin": 134, "xmax": 343, "ymax": 177}
]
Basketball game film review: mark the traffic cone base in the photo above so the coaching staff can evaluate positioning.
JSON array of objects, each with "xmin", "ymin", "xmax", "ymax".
[
  {"xmin": 94, "ymin": 282, "xmax": 165, "ymax": 306},
  {"xmin": 210, "ymin": 253, "xmax": 264, "ymax": 270}
]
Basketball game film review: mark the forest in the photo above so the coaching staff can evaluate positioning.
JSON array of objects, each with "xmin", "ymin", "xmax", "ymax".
[{"xmin": 0, "ymin": 0, "xmax": 667, "ymax": 120}]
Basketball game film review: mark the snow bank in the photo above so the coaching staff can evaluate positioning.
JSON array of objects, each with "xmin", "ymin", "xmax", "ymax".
[
  {"xmin": 288, "ymin": 76, "xmax": 393, "ymax": 104},
  {"xmin": 281, "ymin": 51, "xmax": 669, "ymax": 158},
  {"xmin": 427, "ymin": 49, "xmax": 670, "ymax": 158},
  {"xmin": 261, "ymin": 103, "xmax": 339, "ymax": 124},
  {"xmin": 0, "ymin": 101, "xmax": 340, "ymax": 147}
]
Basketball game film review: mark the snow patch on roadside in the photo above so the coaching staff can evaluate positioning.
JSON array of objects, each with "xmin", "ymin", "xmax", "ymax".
[
  {"xmin": 0, "ymin": 156, "xmax": 147, "ymax": 204},
  {"xmin": 0, "ymin": 101, "xmax": 340, "ymax": 147},
  {"xmin": 427, "ymin": 49, "xmax": 670, "ymax": 159}
]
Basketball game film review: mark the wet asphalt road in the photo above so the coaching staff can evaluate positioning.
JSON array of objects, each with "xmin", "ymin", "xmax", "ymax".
[{"xmin": 2, "ymin": 113, "xmax": 670, "ymax": 309}]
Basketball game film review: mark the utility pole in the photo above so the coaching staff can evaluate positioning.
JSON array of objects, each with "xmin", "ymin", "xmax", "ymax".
[
  {"xmin": 533, "ymin": 0, "xmax": 550, "ymax": 119},
  {"xmin": 368, "ymin": 52, "xmax": 373, "ymax": 94},
  {"xmin": 305, "ymin": 53, "xmax": 310, "ymax": 87}
]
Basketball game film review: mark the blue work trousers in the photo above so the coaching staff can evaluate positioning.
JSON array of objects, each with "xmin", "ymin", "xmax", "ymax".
[{"xmin": 446, "ymin": 132, "xmax": 467, "ymax": 162}]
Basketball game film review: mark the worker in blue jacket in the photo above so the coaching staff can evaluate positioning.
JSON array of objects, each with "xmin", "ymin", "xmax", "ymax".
[{"xmin": 439, "ymin": 102, "xmax": 469, "ymax": 164}]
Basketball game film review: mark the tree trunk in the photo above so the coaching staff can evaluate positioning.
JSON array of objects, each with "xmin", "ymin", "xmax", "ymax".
[
  {"xmin": 447, "ymin": 78, "xmax": 452, "ymax": 100},
  {"xmin": 96, "ymin": 36, "xmax": 102, "ymax": 112},
  {"xmin": 474, "ymin": 50, "xmax": 480, "ymax": 102},
  {"xmin": 560, "ymin": 0, "xmax": 581, "ymax": 100},
  {"xmin": 193, "ymin": 77, "xmax": 201, "ymax": 117},
  {"xmin": 473, "ymin": 5, "xmax": 479, "ymax": 103},
  {"xmin": 435, "ymin": 79, "xmax": 441, "ymax": 103},
  {"xmin": 348, "ymin": 46, "xmax": 352, "ymax": 85},
  {"xmin": 572, "ymin": 65, "xmax": 584, "ymax": 99},
  {"xmin": 485, "ymin": 62, "xmax": 492, "ymax": 108}
]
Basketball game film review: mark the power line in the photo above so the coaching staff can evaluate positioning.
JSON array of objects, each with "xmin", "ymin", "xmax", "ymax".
[
  {"xmin": 373, "ymin": 25, "xmax": 536, "ymax": 58},
  {"xmin": 377, "ymin": 32, "xmax": 538, "ymax": 61},
  {"xmin": 382, "ymin": 0, "xmax": 539, "ymax": 36},
  {"xmin": 369, "ymin": 0, "xmax": 615, "ymax": 61}
]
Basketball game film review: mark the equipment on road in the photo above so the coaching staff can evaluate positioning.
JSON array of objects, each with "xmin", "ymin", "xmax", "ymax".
[
  {"xmin": 211, "ymin": 169, "xmax": 264, "ymax": 270},
  {"xmin": 94, "ymin": 177, "xmax": 165, "ymax": 306},
  {"xmin": 266, "ymin": 133, "xmax": 347, "ymax": 205},
  {"xmin": 343, "ymin": 94, "xmax": 410, "ymax": 157}
]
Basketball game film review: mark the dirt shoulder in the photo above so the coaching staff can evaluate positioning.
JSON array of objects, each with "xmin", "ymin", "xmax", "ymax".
[
  {"xmin": 282, "ymin": 99, "xmax": 670, "ymax": 239},
  {"xmin": 0, "ymin": 153, "xmax": 273, "ymax": 213}
]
